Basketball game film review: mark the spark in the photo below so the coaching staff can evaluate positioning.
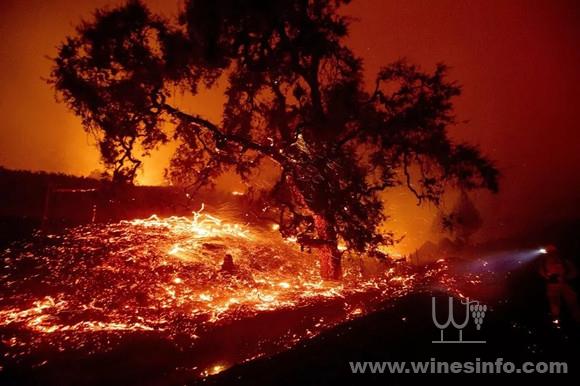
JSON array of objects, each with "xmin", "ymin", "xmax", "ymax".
[
  {"xmin": 0, "ymin": 207, "xmax": 457, "ymax": 380},
  {"xmin": 199, "ymin": 294, "xmax": 213, "ymax": 301},
  {"xmin": 349, "ymin": 308, "xmax": 363, "ymax": 316},
  {"xmin": 168, "ymin": 244, "xmax": 183, "ymax": 255},
  {"xmin": 202, "ymin": 363, "xmax": 228, "ymax": 376}
]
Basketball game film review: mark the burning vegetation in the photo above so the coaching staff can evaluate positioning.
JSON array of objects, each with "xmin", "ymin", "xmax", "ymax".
[
  {"xmin": 50, "ymin": 0, "xmax": 498, "ymax": 282},
  {"xmin": 0, "ymin": 0, "xmax": 501, "ymax": 381},
  {"xmin": 0, "ymin": 206, "xmax": 455, "ymax": 379}
]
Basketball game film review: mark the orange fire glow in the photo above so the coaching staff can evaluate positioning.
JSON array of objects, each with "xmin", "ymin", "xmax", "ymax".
[{"xmin": 0, "ymin": 206, "xmax": 456, "ymax": 378}]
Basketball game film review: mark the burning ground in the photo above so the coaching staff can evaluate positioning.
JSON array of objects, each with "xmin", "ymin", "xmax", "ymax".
[{"xmin": 0, "ymin": 206, "xmax": 456, "ymax": 384}]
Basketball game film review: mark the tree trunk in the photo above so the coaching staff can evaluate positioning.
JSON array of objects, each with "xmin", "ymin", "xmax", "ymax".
[
  {"xmin": 314, "ymin": 214, "xmax": 342, "ymax": 280},
  {"xmin": 285, "ymin": 174, "xmax": 342, "ymax": 280}
]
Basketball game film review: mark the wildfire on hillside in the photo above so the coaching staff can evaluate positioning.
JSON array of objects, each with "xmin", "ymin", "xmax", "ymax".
[{"xmin": 0, "ymin": 206, "xmax": 457, "ymax": 378}]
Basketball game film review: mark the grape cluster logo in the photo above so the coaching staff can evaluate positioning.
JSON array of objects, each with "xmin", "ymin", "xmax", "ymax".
[
  {"xmin": 431, "ymin": 297, "xmax": 487, "ymax": 344},
  {"xmin": 470, "ymin": 302, "xmax": 487, "ymax": 330}
]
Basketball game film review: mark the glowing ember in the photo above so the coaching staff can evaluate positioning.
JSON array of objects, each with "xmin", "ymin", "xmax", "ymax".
[
  {"xmin": 203, "ymin": 363, "xmax": 228, "ymax": 376},
  {"xmin": 0, "ymin": 206, "xmax": 454, "ymax": 379}
]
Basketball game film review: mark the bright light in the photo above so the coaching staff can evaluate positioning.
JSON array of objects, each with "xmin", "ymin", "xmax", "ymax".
[
  {"xmin": 202, "ymin": 363, "xmax": 228, "ymax": 376},
  {"xmin": 538, "ymin": 248, "xmax": 548, "ymax": 254},
  {"xmin": 210, "ymin": 364, "xmax": 226, "ymax": 374},
  {"xmin": 168, "ymin": 244, "xmax": 183, "ymax": 255}
]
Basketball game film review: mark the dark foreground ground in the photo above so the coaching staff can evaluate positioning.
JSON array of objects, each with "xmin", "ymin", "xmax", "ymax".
[
  {"xmin": 192, "ymin": 290, "xmax": 580, "ymax": 386},
  {"xmin": 189, "ymin": 250, "xmax": 580, "ymax": 386}
]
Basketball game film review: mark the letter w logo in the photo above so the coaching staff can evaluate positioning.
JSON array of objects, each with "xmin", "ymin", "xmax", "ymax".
[{"xmin": 432, "ymin": 296, "xmax": 485, "ymax": 344}]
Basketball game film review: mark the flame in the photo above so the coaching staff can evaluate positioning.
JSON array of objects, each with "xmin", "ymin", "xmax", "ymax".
[
  {"xmin": 126, "ymin": 204, "xmax": 251, "ymax": 242},
  {"xmin": 0, "ymin": 205, "xmax": 457, "ymax": 379},
  {"xmin": 202, "ymin": 363, "xmax": 228, "ymax": 377}
]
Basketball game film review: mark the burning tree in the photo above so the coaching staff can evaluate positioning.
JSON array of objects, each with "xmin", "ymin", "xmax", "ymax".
[{"xmin": 51, "ymin": 0, "xmax": 498, "ymax": 279}]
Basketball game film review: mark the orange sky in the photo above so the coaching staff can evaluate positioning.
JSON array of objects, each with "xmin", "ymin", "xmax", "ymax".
[{"xmin": 1, "ymin": 0, "xmax": 579, "ymax": 246}]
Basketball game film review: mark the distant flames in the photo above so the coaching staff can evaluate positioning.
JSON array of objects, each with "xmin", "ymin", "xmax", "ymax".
[
  {"xmin": 0, "ymin": 206, "xmax": 454, "ymax": 378},
  {"xmin": 127, "ymin": 204, "xmax": 252, "ymax": 241}
]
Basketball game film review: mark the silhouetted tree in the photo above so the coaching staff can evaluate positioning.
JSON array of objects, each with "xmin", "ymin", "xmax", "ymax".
[
  {"xmin": 433, "ymin": 190, "xmax": 483, "ymax": 246},
  {"xmin": 51, "ymin": 0, "xmax": 499, "ymax": 279}
]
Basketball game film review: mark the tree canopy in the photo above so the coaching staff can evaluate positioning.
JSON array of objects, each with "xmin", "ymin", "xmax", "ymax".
[{"xmin": 51, "ymin": 0, "xmax": 499, "ymax": 279}]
